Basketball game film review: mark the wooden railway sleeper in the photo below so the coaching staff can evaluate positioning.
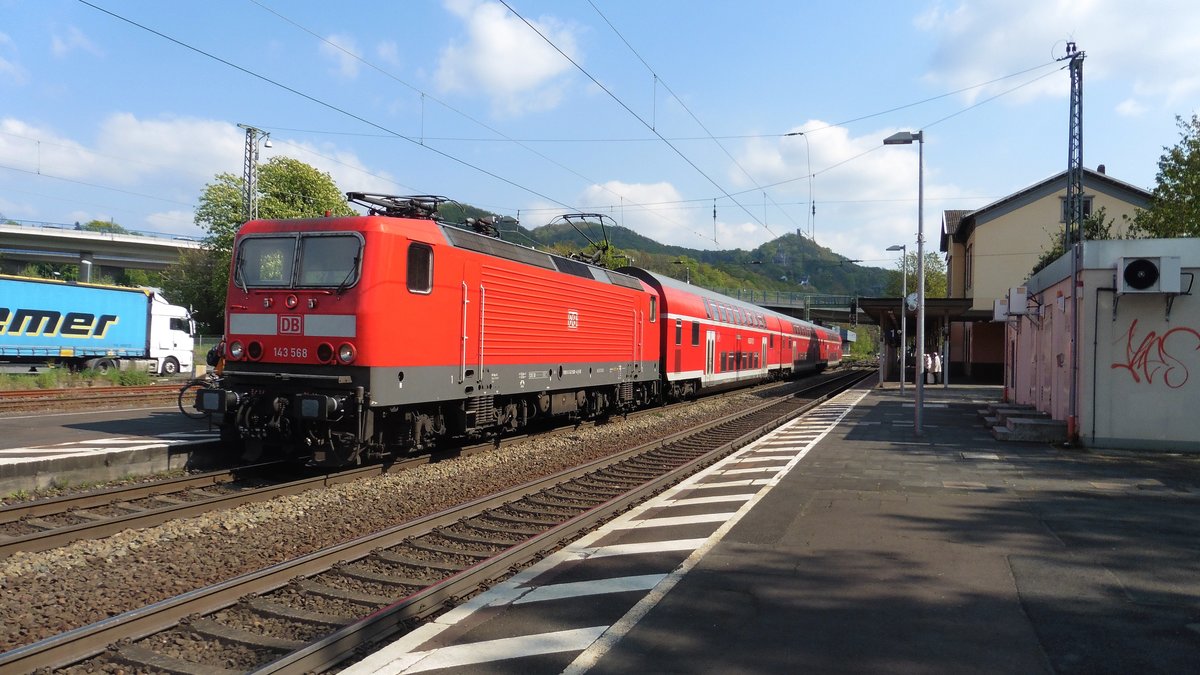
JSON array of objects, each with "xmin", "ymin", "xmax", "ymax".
[
  {"xmin": 332, "ymin": 563, "xmax": 431, "ymax": 589},
  {"xmin": 483, "ymin": 508, "xmax": 560, "ymax": 528},
  {"xmin": 524, "ymin": 494, "xmax": 596, "ymax": 511},
  {"xmin": 372, "ymin": 549, "xmax": 464, "ymax": 573},
  {"xmin": 184, "ymin": 615, "xmax": 306, "ymax": 651},
  {"xmin": 405, "ymin": 537, "xmax": 496, "ymax": 560},
  {"xmin": 245, "ymin": 596, "xmax": 356, "ymax": 626},
  {"xmin": 441, "ymin": 523, "xmax": 529, "ymax": 545},
  {"xmin": 113, "ymin": 643, "xmax": 242, "ymax": 675},
  {"xmin": 294, "ymin": 578, "xmax": 393, "ymax": 607}
]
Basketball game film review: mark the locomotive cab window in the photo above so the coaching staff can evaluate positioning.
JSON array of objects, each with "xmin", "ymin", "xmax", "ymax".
[
  {"xmin": 650, "ymin": 296, "xmax": 657, "ymax": 322},
  {"xmin": 236, "ymin": 235, "xmax": 297, "ymax": 287},
  {"xmin": 298, "ymin": 234, "xmax": 362, "ymax": 288},
  {"xmin": 407, "ymin": 243, "xmax": 434, "ymax": 293}
]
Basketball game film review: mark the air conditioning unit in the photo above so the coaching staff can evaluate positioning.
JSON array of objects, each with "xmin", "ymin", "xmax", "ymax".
[
  {"xmin": 1007, "ymin": 286, "xmax": 1028, "ymax": 314},
  {"xmin": 1118, "ymin": 256, "xmax": 1181, "ymax": 294},
  {"xmin": 992, "ymin": 299, "xmax": 1008, "ymax": 322}
]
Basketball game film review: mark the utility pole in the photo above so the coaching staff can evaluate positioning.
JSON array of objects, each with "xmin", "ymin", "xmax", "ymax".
[
  {"xmin": 238, "ymin": 124, "xmax": 270, "ymax": 221},
  {"xmin": 1062, "ymin": 42, "xmax": 1085, "ymax": 445}
]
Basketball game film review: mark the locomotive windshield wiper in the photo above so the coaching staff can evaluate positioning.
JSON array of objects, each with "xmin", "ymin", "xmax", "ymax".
[
  {"xmin": 335, "ymin": 256, "xmax": 360, "ymax": 296},
  {"xmin": 234, "ymin": 252, "xmax": 248, "ymax": 293}
]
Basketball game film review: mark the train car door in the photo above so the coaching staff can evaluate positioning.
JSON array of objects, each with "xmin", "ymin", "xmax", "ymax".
[{"xmin": 705, "ymin": 330, "xmax": 716, "ymax": 376}]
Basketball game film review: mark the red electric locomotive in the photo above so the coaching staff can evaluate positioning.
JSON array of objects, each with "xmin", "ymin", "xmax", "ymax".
[
  {"xmin": 196, "ymin": 195, "xmax": 661, "ymax": 466},
  {"xmin": 196, "ymin": 194, "xmax": 845, "ymax": 466},
  {"xmin": 620, "ymin": 269, "xmax": 842, "ymax": 397}
]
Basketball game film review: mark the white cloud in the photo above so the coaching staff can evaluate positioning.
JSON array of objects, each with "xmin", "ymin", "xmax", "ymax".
[
  {"xmin": 376, "ymin": 41, "xmax": 401, "ymax": 67},
  {"xmin": 1116, "ymin": 98, "xmax": 1147, "ymax": 117},
  {"xmin": 436, "ymin": 0, "xmax": 578, "ymax": 115},
  {"xmin": 576, "ymin": 180, "xmax": 707, "ymax": 247},
  {"xmin": 916, "ymin": 0, "xmax": 1200, "ymax": 110},
  {"xmin": 94, "ymin": 113, "xmax": 243, "ymax": 185},
  {"xmin": 51, "ymin": 26, "xmax": 101, "ymax": 58},
  {"xmin": 144, "ymin": 210, "xmax": 197, "ymax": 237},
  {"xmin": 267, "ymin": 139, "xmax": 411, "ymax": 196},
  {"xmin": 319, "ymin": 33, "xmax": 363, "ymax": 79},
  {"xmin": 0, "ymin": 31, "xmax": 28, "ymax": 84}
]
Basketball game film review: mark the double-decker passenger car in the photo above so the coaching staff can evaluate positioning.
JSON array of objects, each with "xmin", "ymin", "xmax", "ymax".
[{"xmin": 621, "ymin": 269, "xmax": 841, "ymax": 398}]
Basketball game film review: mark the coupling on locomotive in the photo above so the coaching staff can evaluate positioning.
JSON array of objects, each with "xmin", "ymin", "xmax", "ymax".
[{"xmin": 195, "ymin": 193, "xmax": 842, "ymax": 467}]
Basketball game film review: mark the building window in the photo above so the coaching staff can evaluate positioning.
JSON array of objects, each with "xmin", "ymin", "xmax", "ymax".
[
  {"xmin": 965, "ymin": 244, "xmax": 974, "ymax": 290},
  {"xmin": 1059, "ymin": 195, "xmax": 1094, "ymax": 223}
]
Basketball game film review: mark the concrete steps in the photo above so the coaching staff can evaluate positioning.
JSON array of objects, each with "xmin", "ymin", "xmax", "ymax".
[{"xmin": 979, "ymin": 403, "xmax": 1067, "ymax": 443}]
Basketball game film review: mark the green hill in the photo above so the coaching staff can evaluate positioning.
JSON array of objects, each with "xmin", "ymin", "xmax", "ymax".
[{"xmin": 496, "ymin": 217, "xmax": 891, "ymax": 297}]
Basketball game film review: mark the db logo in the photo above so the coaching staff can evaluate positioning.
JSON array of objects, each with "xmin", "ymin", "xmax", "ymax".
[
  {"xmin": 280, "ymin": 315, "xmax": 303, "ymax": 334},
  {"xmin": 567, "ymin": 310, "xmax": 579, "ymax": 330}
]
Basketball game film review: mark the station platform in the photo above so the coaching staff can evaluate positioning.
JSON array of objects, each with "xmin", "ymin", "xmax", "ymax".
[{"xmin": 349, "ymin": 381, "xmax": 1200, "ymax": 674}]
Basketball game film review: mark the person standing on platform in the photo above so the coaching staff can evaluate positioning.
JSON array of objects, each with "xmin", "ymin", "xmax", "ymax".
[
  {"xmin": 932, "ymin": 352, "xmax": 942, "ymax": 384},
  {"xmin": 924, "ymin": 352, "xmax": 933, "ymax": 384}
]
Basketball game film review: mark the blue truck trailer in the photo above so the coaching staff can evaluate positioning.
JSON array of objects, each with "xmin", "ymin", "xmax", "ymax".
[{"xmin": 0, "ymin": 275, "xmax": 195, "ymax": 375}]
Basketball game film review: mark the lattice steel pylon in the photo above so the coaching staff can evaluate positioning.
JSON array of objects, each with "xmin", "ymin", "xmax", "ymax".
[
  {"xmin": 1061, "ymin": 42, "xmax": 1086, "ymax": 445},
  {"xmin": 1063, "ymin": 42, "xmax": 1086, "ymax": 246},
  {"xmin": 237, "ymin": 124, "xmax": 270, "ymax": 221}
]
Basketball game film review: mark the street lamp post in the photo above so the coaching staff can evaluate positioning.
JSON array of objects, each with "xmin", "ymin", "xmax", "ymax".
[
  {"xmin": 886, "ymin": 243, "xmax": 907, "ymax": 394},
  {"xmin": 884, "ymin": 130, "xmax": 925, "ymax": 435}
]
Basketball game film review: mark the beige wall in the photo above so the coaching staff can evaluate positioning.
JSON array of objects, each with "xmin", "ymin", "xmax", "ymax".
[{"xmin": 966, "ymin": 189, "xmax": 1142, "ymax": 312}]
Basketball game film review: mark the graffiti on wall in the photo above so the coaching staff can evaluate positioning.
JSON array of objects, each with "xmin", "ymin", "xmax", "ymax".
[{"xmin": 1111, "ymin": 319, "xmax": 1200, "ymax": 388}]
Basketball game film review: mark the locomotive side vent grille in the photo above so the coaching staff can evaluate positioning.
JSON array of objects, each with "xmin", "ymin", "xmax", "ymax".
[{"xmin": 467, "ymin": 394, "xmax": 496, "ymax": 426}]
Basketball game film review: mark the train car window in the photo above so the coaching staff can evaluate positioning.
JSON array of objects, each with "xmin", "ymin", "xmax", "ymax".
[
  {"xmin": 236, "ymin": 235, "xmax": 297, "ymax": 287},
  {"xmin": 650, "ymin": 296, "xmax": 657, "ymax": 322},
  {"xmin": 703, "ymin": 298, "xmax": 713, "ymax": 319},
  {"xmin": 769, "ymin": 334, "xmax": 774, "ymax": 348},
  {"xmin": 675, "ymin": 319, "xmax": 683, "ymax": 345},
  {"xmin": 691, "ymin": 321, "xmax": 700, "ymax": 346},
  {"xmin": 297, "ymin": 234, "xmax": 362, "ymax": 287},
  {"xmin": 407, "ymin": 243, "xmax": 434, "ymax": 293}
]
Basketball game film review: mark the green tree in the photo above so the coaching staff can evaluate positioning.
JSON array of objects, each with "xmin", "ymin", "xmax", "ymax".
[
  {"xmin": 885, "ymin": 251, "xmax": 946, "ymax": 298},
  {"xmin": 79, "ymin": 219, "xmax": 131, "ymax": 234},
  {"xmin": 1131, "ymin": 114, "xmax": 1200, "ymax": 238},
  {"xmin": 1030, "ymin": 206, "xmax": 1117, "ymax": 276},
  {"xmin": 165, "ymin": 156, "xmax": 356, "ymax": 330}
]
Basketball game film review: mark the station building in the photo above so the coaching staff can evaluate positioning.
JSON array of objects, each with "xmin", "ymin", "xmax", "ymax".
[{"xmin": 940, "ymin": 166, "xmax": 1150, "ymax": 382}]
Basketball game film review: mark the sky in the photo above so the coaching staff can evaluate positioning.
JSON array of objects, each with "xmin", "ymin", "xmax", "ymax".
[{"xmin": 2, "ymin": 0, "xmax": 1199, "ymax": 271}]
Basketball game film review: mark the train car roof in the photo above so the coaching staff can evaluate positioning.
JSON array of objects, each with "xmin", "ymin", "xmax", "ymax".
[
  {"xmin": 438, "ymin": 223, "xmax": 647, "ymax": 292},
  {"xmin": 618, "ymin": 267, "xmax": 833, "ymax": 333}
]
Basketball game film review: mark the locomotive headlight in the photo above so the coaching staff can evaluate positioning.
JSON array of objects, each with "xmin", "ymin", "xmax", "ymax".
[
  {"xmin": 337, "ymin": 342, "xmax": 356, "ymax": 364},
  {"xmin": 228, "ymin": 341, "xmax": 245, "ymax": 360},
  {"xmin": 285, "ymin": 294, "xmax": 299, "ymax": 309}
]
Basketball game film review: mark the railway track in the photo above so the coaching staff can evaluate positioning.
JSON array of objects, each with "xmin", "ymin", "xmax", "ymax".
[
  {"xmin": 0, "ymin": 368, "xmax": 872, "ymax": 673},
  {"xmin": 0, "ymin": 375, "xmax": 821, "ymax": 559},
  {"xmin": 0, "ymin": 383, "xmax": 181, "ymax": 413}
]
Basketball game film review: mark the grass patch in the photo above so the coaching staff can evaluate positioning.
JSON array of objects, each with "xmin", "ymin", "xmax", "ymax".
[{"xmin": 0, "ymin": 367, "xmax": 155, "ymax": 390}]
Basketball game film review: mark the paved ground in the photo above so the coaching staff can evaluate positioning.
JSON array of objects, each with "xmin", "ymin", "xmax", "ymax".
[
  {"xmin": 9, "ymin": 381, "xmax": 1200, "ymax": 672},
  {"xmin": 587, "ymin": 383, "xmax": 1200, "ymax": 674}
]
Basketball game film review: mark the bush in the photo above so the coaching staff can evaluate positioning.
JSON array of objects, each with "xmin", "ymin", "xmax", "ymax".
[{"xmin": 117, "ymin": 369, "xmax": 153, "ymax": 386}]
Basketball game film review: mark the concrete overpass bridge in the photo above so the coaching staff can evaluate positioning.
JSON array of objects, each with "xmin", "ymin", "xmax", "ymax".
[{"xmin": 0, "ymin": 221, "xmax": 203, "ymax": 280}]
